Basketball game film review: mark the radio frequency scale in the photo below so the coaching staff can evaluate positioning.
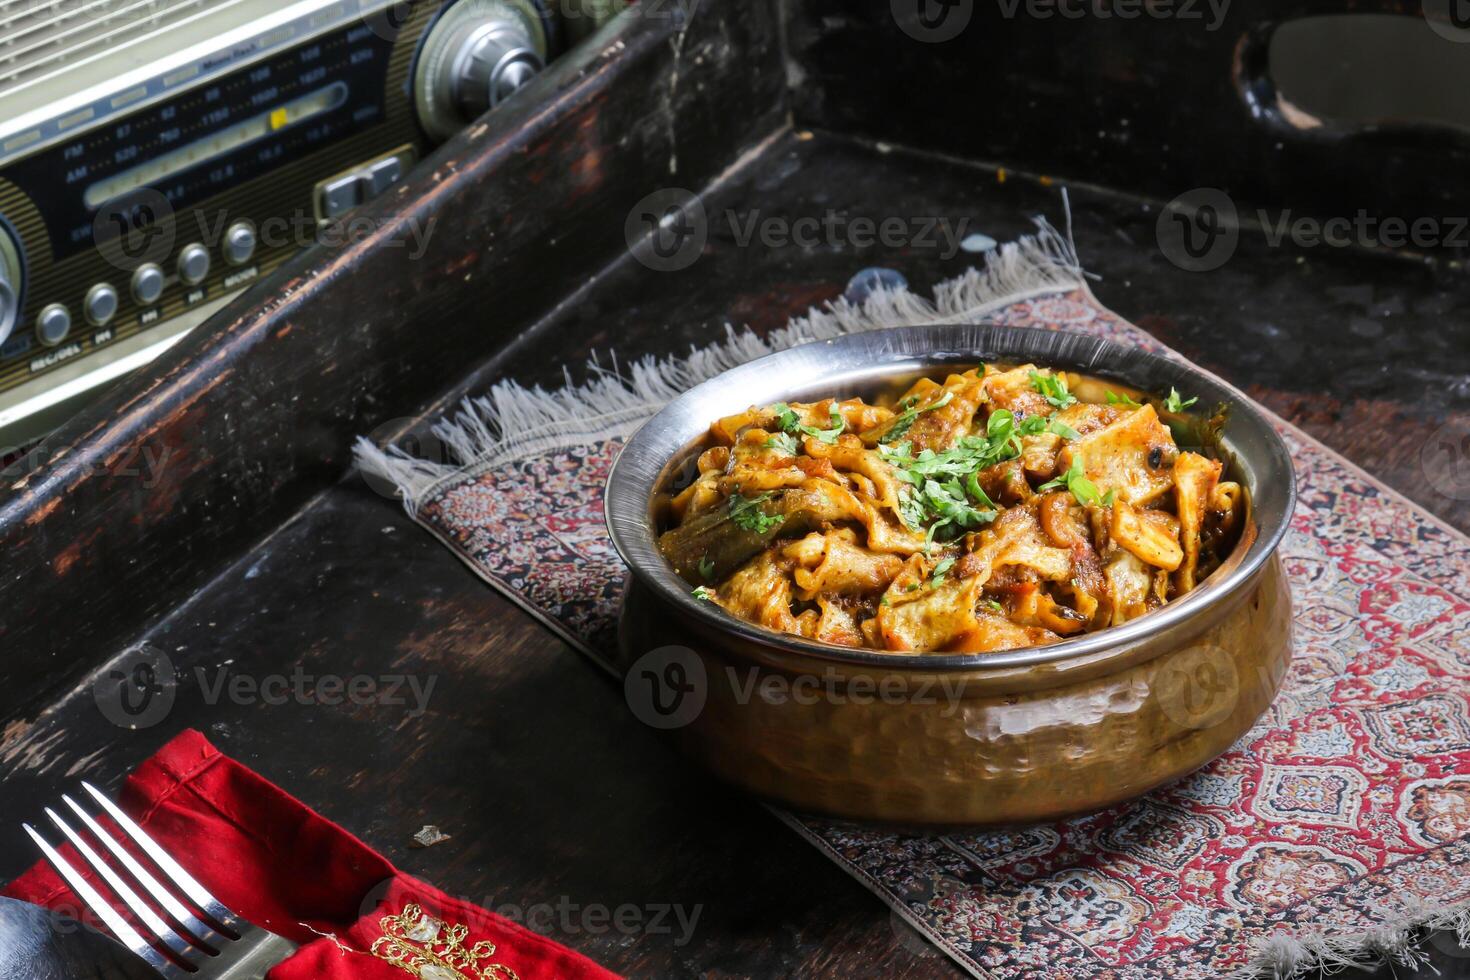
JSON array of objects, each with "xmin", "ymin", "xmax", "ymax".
[{"xmin": 0, "ymin": 0, "xmax": 614, "ymax": 446}]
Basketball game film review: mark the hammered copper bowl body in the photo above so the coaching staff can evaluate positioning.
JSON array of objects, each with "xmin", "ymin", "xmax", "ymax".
[{"xmin": 606, "ymin": 325, "xmax": 1296, "ymax": 827}]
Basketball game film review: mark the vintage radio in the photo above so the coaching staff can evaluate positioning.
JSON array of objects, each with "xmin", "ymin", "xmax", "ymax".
[{"xmin": 0, "ymin": 0, "xmax": 617, "ymax": 445}]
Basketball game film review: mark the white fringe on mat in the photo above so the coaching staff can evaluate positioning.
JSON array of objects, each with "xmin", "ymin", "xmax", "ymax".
[
  {"xmin": 354, "ymin": 203, "xmax": 1470, "ymax": 979},
  {"xmin": 354, "ymin": 213, "xmax": 1086, "ymax": 512},
  {"xmin": 1236, "ymin": 898, "xmax": 1470, "ymax": 979}
]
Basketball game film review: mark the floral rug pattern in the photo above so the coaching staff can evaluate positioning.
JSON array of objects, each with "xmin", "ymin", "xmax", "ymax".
[{"xmin": 402, "ymin": 290, "xmax": 1470, "ymax": 978}]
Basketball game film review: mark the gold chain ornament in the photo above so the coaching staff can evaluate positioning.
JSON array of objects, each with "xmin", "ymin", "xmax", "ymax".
[{"xmin": 370, "ymin": 903, "xmax": 521, "ymax": 980}]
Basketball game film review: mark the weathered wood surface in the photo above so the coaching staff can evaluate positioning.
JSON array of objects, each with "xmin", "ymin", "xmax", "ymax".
[{"xmin": 0, "ymin": 0, "xmax": 787, "ymax": 724}]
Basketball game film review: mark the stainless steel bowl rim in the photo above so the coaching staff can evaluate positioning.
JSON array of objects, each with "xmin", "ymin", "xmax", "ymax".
[{"xmin": 605, "ymin": 324, "xmax": 1297, "ymax": 671}]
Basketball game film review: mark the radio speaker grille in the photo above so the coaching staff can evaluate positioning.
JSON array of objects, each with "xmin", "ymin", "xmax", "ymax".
[{"xmin": 0, "ymin": 0, "xmax": 245, "ymax": 94}]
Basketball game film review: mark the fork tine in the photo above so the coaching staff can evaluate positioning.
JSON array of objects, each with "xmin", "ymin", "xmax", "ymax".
[
  {"xmin": 44, "ymin": 806, "xmax": 195, "ymax": 961},
  {"xmin": 82, "ymin": 781, "xmax": 239, "ymax": 933},
  {"xmin": 62, "ymin": 794, "xmax": 213, "ymax": 946},
  {"xmin": 23, "ymin": 823, "xmax": 174, "ymax": 975}
]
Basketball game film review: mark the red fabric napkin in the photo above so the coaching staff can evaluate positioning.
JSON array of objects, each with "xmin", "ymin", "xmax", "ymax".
[{"xmin": 4, "ymin": 730, "xmax": 619, "ymax": 979}]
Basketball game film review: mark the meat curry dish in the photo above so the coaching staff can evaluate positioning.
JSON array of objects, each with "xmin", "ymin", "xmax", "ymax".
[{"xmin": 656, "ymin": 364, "xmax": 1245, "ymax": 653}]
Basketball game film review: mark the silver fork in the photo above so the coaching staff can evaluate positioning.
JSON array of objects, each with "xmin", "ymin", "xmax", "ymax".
[{"xmin": 23, "ymin": 782, "xmax": 296, "ymax": 979}]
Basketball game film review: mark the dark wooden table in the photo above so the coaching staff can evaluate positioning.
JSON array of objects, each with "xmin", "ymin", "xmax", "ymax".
[{"xmin": 2, "ymin": 129, "xmax": 1468, "ymax": 978}]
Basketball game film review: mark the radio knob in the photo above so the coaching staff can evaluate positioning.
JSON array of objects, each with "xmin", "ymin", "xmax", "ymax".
[
  {"xmin": 453, "ymin": 22, "xmax": 543, "ymax": 117},
  {"xmin": 223, "ymin": 222, "xmax": 257, "ymax": 266},
  {"xmin": 132, "ymin": 264, "xmax": 165, "ymax": 305},
  {"xmin": 36, "ymin": 304, "xmax": 71, "ymax": 347},
  {"xmin": 0, "ymin": 225, "xmax": 24, "ymax": 346},
  {"xmin": 178, "ymin": 244, "xmax": 211, "ymax": 286},
  {"xmin": 85, "ymin": 284, "xmax": 119, "ymax": 327},
  {"xmin": 414, "ymin": 0, "xmax": 548, "ymax": 143}
]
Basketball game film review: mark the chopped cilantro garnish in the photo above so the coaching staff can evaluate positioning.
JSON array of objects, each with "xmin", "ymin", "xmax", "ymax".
[
  {"xmin": 925, "ymin": 477, "xmax": 995, "ymax": 525},
  {"xmin": 964, "ymin": 468, "xmax": 990, "ymax": 506},
  {"xmin": 919, "ymin": 480, "xmax": 997, "ymax": 551},
  {"xmin": 1017, "ymin": 414, "xmax": 1049, "ymax": 436},
  {"xmin": 905, "ymin": 582, "xmax": 921, "ymax": 592},
  {"xmin": 1038, "ymin": 454, "xmax": 1104, "ymax": 507},
  {"xmin": 697, "ymin": 556, "xmax": 716, "ymax": 581},
  {"xmin": 985, "ymin": 409, "xmax": 1026, "ymax": 459},
  {"xmin": 1106, "ymin": 390, "xmax": 1142, "ymax": 409},
  {"xmin": 880, "ymin": 594, "xmax": 891, "ymax": 607},
  {"xmin": 987, "ymin": 408, "xmax": 1016, "ymax": 438},
  {"xmin": 930, "ymin": 556, "xmax": 957, "ymax": 587},
  {"xmin": 770, "ymin": 401, "xmax": 845, "ymax": 444},
  {"xmin": 1102, "ymin": 488, "xmax": 1117, "ymax": 507},
  {"xmin": 692, "ymin": 586, "xmax": 717, "ymax": 601},
  {"xmin": 896, "ymin": 485, "xmax": 929, "ymax": 531},
  {"xmin": 810, "ymin": 404, "xmax": 846, "ymax": 444},
  {"xmin": 889, "ymin": 433, "xmax": 1019, "ymax": 486},
  {"xmin": 1028, "ymin": 370, "xmax": 1077, "ymax": 409},
  {"xmin": 1036, "ymin": 459, "xmax": 1074, "ymax": 494},
  {"xmin": 879, "ymin": 390, "xmax": 954, "ymax": 444},
  {"xmin": 764, "ymin": 431, "xmax": 799, "ymax": 455},
  {"xmin": 1163, "ymin": 387, "xmax": 1198, "ymax": 413},
  {"xmin": 882, "ymin": 411, "xmax": 1021, "ymax": 543},
  {"xmin": 986, "ymin": 599, "xmax": 1005, "ymax": 614},
  {"xmin": 1016, "ymin": 413, "xmax": 1078, "ymax": 440},
  {"xmin": 728, "ymin": 492, "xmax": 785, "ymax": 534},
  {"xmin": 1070, "ymin": 476, "xmax": 1103, "ymax": 507}
]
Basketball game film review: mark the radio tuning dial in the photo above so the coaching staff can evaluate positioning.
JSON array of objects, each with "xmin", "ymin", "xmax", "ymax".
[
  {"xmin": 0, "ymin": 225, "xmax": 23, "ymax": 346},
  {"xmin": 452, "ymin": 21, "xmax": 543, "ymax": 119},
  {"xmin": 415, "ymin": 0, "xmax": 548, "ymax": 143}
]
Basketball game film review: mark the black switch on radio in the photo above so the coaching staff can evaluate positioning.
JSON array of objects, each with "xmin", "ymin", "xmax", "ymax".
[
  {"xmin": 365, "ymin": 158, "xmax": 403, "ymax": 197},
  {"xmin": 320, "ymin": 175, "xmax": 363, "ymax": 221}
]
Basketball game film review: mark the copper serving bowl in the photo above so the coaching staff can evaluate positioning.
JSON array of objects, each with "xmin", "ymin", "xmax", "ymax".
[{"xmin": 605, "ymin": 325, "xmax": 1295, "ymax": 827}]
